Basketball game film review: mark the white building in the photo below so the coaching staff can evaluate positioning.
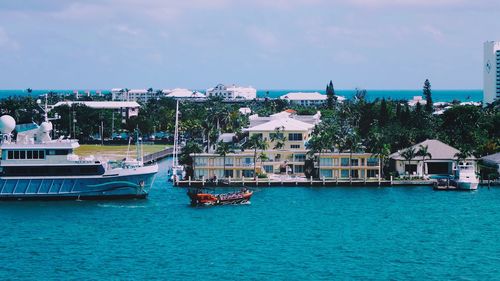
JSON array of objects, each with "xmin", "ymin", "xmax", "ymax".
[
  {"xmin": 280, "ymin": 92, "xmax": 345, "ymax": 106},
  {"xmin": 389, "ymin": 139, "xmax": 474, "ymax": 177},
  {"xmin": 484, "ymin": 41, "xmax": 500, "ymax": 105},
  {"xmin": 206, "ymin": 84, "xmax": 257, "ymax": 100},
  {"xmin": 111, "ymin": 88, "xmax": 157, "ymax": 103},
  {"xmin": 162, "ymin": 88, "xmax": 205, "ymax": 99}
]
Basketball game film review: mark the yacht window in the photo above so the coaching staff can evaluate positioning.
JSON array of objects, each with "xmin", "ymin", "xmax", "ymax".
[
  {"xmin": 27, "ymin": 151, "xmax": 33, "ymax": 159},
  {"xmin": 14, "ymin": 151, "xmax": 19, "ymax": 159},
  {"xmin": 39, "ymin": 150, "xmax": 45, "ymax": 159},
  {"xmin": 8, "ymin": 151, "xmax": 13, "ymax": 159},
  {"xmin": 20, "ymin": 151, "xmax": 26, "ymax": 159},
  {"xmin": 33, "ymin": 151, "xmax": 39, "ymax": 159},
  {"xmin": 56, "ymin": 150, "xmax": 69, "ymax": 155},
  {"xmin": 48, "ymin": 150, "xmax": 56, "ymax": 155}
]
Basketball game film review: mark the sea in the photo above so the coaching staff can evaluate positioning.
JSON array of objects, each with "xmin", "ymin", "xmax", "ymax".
[
  {"xmin": 0, "ymin": 89, "xmax": 483, "ymax": 102},
  {"xmin": 0, "ymin": 159, "xmax": 499, "ymax": 280}
]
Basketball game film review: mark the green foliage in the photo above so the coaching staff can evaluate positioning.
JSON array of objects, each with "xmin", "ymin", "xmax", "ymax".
[{"xmin": 423, "ymin": 79, "xmax": 433, "ymax": 113}]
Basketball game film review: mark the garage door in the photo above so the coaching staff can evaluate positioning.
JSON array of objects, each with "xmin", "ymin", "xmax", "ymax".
[{"xmin": 427, "ymin": 162, "xmax": 450, "ymax": 174}]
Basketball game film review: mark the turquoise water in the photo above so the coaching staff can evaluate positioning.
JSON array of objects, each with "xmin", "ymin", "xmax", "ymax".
[
  {"xmin": 1, "ymin": 160, "xmax": 499, "ymax": 280},
  {"xmin": 0, "ymin": 89, "xmax": 482, "ymax": 102}
]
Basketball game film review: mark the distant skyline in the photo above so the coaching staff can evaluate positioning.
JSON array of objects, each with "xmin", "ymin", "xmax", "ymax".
[{"xmin": 0, "ymin": 0, "xmax": 499, "ymax": 90}]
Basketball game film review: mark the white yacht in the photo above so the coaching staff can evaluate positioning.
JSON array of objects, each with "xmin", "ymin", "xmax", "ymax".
[
  {"xmin": 0, "ymin": 112, "xmax": 158, "ymax": 200},
  {"xmin": 454, "ymin": 161, "xmax": 479, "ymax": 190}
]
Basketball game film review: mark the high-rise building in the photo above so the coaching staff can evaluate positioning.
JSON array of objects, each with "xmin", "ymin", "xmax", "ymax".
[{"xmin": 483, "ymin": 41, "xmax": 500, "ymax": 104}]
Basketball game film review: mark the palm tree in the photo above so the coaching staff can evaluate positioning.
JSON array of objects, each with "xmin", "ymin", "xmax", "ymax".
[
  {"xmin": 346, "ymin": 132, "xmax": 362, "ymax": 181},
  {"xmin": 306, "ymin": 131, "xmax": 331, "ymax": 178},
  {"xmin": 270, "ymin": 126, "xmax": 287, "ymax": 150},
  {"xmin": 216, "ymin": 141, "xmax": 234, "ymax": 178},
  {"xmin": 181, "ymin": 141, "xmax": 202, "ymax": 179},
  {"xmin": 417, "ymin": 144, "xmax": 432, "ymax": 176},
  {"xmin": 372, "ymin": 143, "xmax": 391, "ymax": 179},
  {"xmin": 247, "ymin": 134, "xmax": 267, "ymax": 179},
  {"xmin": 401, "ymin": 147, "xmax": 417, "ymax": 176}
]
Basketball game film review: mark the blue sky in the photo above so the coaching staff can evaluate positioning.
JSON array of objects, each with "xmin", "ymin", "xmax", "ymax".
[{"xmin": 0, "ymin": 0, "xmax": 499, "ymax": 90}]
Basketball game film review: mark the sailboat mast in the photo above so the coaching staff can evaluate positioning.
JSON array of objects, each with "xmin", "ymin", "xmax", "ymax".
[{"xmin": 173, "ymin": 100, "xmax": 179, "ymax": 167}]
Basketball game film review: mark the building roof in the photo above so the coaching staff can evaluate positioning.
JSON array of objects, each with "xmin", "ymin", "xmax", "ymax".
[
  {"xmin": 481, "ymin": 152, "xmax": 500, "ymax": 166},
  {"xmin": 244, "ymin": 117, "xmax": 314, "ymax": 132},
  {"xmin": 280, "ymin": 92, "xmax": 327, "ymax": 100},
  {"xmin": 52, "ymin": 101, "xmax": 140, "ymax": 109},
  {"xmin": 165, "ymin": 88, "xmax": 205, "ymax": 98},
  {"xmin": 390, "ymin": 139, "xmax": 463, "ymax": 161},
  {"xmin": 249, "ymin": 110, "xmax": 321, "ymax": 128}
]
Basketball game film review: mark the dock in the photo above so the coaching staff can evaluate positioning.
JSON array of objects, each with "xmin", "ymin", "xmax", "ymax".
[
  {"xmin": 143, "ymin": 147, "xmax": 173, "ymax": 164},
  {"xmin": 174, "ymin": 177, "xmax": 436, "ymax": 188}
]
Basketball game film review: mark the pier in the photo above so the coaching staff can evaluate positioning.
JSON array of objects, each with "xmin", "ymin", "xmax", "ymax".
[
  {"xmin": 174, "ymin": 176, "xmax": 436, "ymax": 188},
  {"xmin": 143, "ymin": 147, "xmax": 173, "ymax": 164}
]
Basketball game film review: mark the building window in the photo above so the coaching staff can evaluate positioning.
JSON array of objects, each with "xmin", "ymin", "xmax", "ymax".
[
  {"xmin": 294, "ymin": 165, "xmax": 304, "ymax": 173},
  {"xmin": 320, "ymin": 169, "xmax": 332, "ymax": 178},
  {"xmin": 294, "ymin": 154, "xmax": 306, "ymax": 162},
  {"xmin": 263, "ymin": 165, "xmax": 273, "ymax": 173},
  {"xmin": 351, "ymin": 170, "xmax": 359, "ymax": 178},
  {"xmin": 288, "ymin": 133, "xmax": 303, "ymax": 141},
  {"xmin": 351, "ymin": 159, "xmax": 359, "ymax": 166},
  {"xmin": 367, "ymin": 170, "xmax": 378, "ymax": 178},
  {"xmin": 367, "ymin": 158, "xmax": 378, "ymax": 166},
  {"xmin": 341, "ymin": 169, "xmax": 349, "ymax": 178},
  {"xmin": 290, "ymin": 144, "xmax": 300, "ymax": 149},
  {"xmin": 269, "ymin": 133, "xmax": 284, "ymax": 140},
  {"xmin": 341, "ymin": 158, "xmax": 349, "ymax": 166},
  {"xmin": 224, "ymin": 170, "xmax": 234, "ymax": 178},
  {"xmin": 252, "ymin": 133, "xmax": 263, "ymax": 140},
  {"xmin": 242, "ymin": 170, "xmax": 254, "ymax": 177},
  {"xmin": 319, "ymin": 158, "xmax": 333, "ymax": 166}
]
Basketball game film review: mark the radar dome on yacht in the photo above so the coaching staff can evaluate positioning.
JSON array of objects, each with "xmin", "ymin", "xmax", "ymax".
[
  {"xmin": 39, "ymin": 121, "xmax": 53, "ymax": 133},
  {"xmin": 0, "ymin": 115, "xmax": 16, "ymax": 134}
]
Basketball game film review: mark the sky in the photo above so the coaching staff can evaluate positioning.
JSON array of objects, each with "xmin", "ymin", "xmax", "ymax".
[{"xmin": 0, "ymin": 0, "xmax": 499, "ymax": 90}]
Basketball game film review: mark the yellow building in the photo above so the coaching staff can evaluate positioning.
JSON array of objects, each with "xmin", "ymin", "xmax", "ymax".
[
  {"xmin": 318, "ymin": 153, "xmax": 380, "ymax": 180},
  {"xmin": 191, "ymin": 110, "xmax": 380, "ymax": 180}
]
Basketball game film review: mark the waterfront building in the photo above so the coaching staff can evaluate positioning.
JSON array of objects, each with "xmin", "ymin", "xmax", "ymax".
[
  {"xmin": 280, "ymin": 92, "xmax": 326, "ymax": 106},
  {"xmin": 389, "ymin": 139, "xmax": 474, "ymax": 177},
  {"xmin": 111, "ymin": 88, "xmax": 156, "ymax": 103},
  {"xmin": 206, "ymin": 84, "xmax": 257, "ymax": 100},
  {"xmin": 318, "ymin": 153, "xmax": 380, "ymax": 179},
  {"xmin": 483, "ymin": 41, "xmax": 500, "ymax": 105},
  {"xmin": 51, "ymin": 101, "xmax": 140, "ymax": 119},
  {"xmin": 191, "ymin": 151, "xmax": 380, "ymax": 180},
  {"xmin": 481, "ymin": 152, "xmax": 500, "ymax": 174},
  {"xmin": 162, "ymin": 88, "xmax": 205, "ymax": 99},
  {"xmin": 191, "ymin": 109, "xmax": 378, "ymax": 180}
]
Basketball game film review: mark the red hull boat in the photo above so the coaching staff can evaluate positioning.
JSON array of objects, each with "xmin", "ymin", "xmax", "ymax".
[{"xmin": 187, "ymin": 188, "xmax": 253, "ymax": 206}]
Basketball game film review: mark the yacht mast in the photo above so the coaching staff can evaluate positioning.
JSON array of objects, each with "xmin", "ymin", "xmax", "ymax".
[{"xmin": 173, "ymin": 100, "xmax": 180, "ymax": 167}]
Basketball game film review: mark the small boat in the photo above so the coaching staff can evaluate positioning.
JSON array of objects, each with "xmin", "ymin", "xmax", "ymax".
[
  {"xmin": 452, "ymin": 161, "xmax": 479, "ymax": 190},
  {"xmin": 187, "ymin": 188, "xmax": 253, "ymax": 206}
]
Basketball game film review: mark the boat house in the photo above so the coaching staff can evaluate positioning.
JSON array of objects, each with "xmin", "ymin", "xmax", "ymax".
[{"xmin": 389, "ymin": 139, "xmax": 472, "ymax": 177}]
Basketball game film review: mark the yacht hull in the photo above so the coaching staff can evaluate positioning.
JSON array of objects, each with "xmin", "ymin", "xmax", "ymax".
[
  {"xmin": 456, "ymin": 181, "xmax": 479, "ymax": 190},
  {"xmin": 0, "ymin": 166, "xmax": 157, "ymax": 200}
]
